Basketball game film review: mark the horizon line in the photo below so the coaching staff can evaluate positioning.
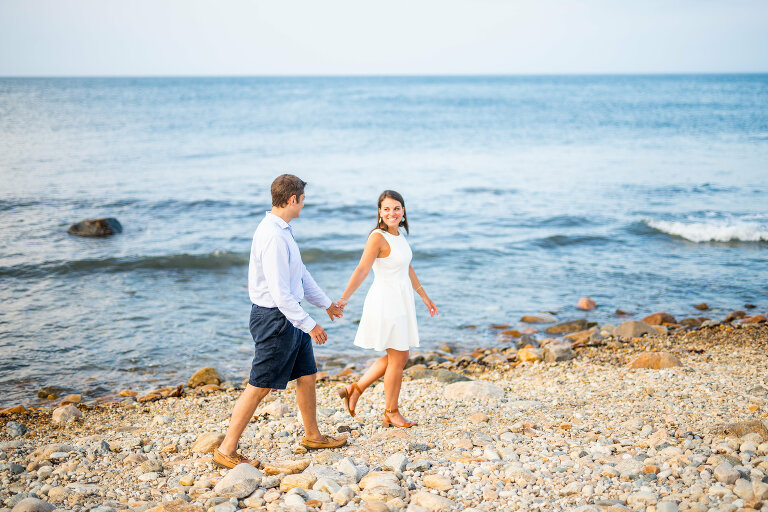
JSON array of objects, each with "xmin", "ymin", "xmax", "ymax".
[{"xmin": 2, "ymin": 71, "xmax": 768, "ymax": 79}]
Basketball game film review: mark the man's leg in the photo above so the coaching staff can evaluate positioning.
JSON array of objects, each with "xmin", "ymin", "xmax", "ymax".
[
  {"xmin": 218, "ymin": 384, "xmax": 271, "ymax": 455},
  {"xmin": 295, "ymin": 373, "xmax": 323, "ymax": 441}
]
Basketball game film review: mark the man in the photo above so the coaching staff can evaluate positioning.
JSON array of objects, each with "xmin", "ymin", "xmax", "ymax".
[{"xmin": 214, "ymin": 174, "xmax": 347, "ymax": 469}]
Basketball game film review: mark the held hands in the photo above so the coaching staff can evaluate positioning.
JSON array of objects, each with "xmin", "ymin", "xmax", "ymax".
[{"xmin": 326, "ymin": 301, "xmax": 345, "ymax": 321}]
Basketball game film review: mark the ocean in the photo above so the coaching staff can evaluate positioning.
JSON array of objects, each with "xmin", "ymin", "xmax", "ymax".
[{"xmin": 1, "ymin": 75, "xmax": 767, "ymax": 407}]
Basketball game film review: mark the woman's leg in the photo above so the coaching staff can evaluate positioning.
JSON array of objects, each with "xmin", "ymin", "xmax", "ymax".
[
  {"xmin": 347, "ymin": 354, "xmax": 388, "ymax": 412},
  {"xmin": 383, "ymin": 349, "xmax": 411, "ymax": 424}
]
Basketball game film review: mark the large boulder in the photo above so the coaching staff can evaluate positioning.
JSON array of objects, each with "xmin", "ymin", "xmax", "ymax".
[
  {"xmin": 67, "ymin": 218, "xmax": 122, "ymax": 237},
  {"xmin": 613, "ymin": 320, "xmax": 656, "ymax": 338},
  {"xmin": 627, "ymin": 352, "xmax": 683, "ymax": 370},
  {"xmin": 545, "ymin": 319, "xmax": 588, "ymax": 335}
]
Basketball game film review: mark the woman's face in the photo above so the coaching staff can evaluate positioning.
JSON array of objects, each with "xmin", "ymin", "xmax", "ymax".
[{"xmin": 379, "ymin": 197, "xmax": 404, "ymax": 231}]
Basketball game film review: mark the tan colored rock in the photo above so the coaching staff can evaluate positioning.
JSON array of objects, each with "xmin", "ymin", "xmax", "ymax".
[
  {"xmin": 694, "ymin": 302, "xmax": 709, "ymax": 310},
  {"xmin": 423, "ymin": 474, "xmax": 452, "ymax": 491},
  {"xmin": 520, "ymin": 314, "xmax": 556, "ymax": 323},
  {"xmin": 469, "ymin": 412, "xmax": 489, "ymax": 424},
  {"xmin": 613, "ymin": 320, "xmax": 656, "ymax": 338},
  {"xmin": 577, "ymin": 297, "xmax": 596, "ymax": 310},
  {"xmin": 190, "ymin": 432, "xmax": 224, "ymax": 453},
  {"xmin": 499, "ymin": 329, "xmax": 521, "ymax": 337},
  {"xmin": 0, "ymin": 405, "xmax": 27, "ymax": 415},
  {"xmin": 52, "ymin": 405, "xmax": 82, "ymax": 424},
  {"xmin": 188, "ymin": 367, "xmax": 220, "ymax": 388},
  {"xmin": 360, "ymin": 471, "xmax": 399, "ymax": 489},
  {"xmin": 410, "ymin": 490, "xmax": 457, "ymax": 510},
  {"xmin": 744, "ymin": 314, "xmax": 767, "ymax": 324},
  {"xmin": 279, "ymin": 472, "xmax": 317, "ymax": 491},
  {"xmin": 119, "ymin": 390, "xmax": 138, "ymax": 397},
  {"xmin": 564, "ymin": 329, "xmax": 593, "ymax": 344},
  {"xmin": 145, "ymin": 499, "xmax": 204, "ymax": 512},
  {"xmin": 263, "ymin": 459, "xmax": 311, "ymax": 475},
  {"xmin": 642, "ymin": 312, "xmax": 676, "ymax": 325},
  {"xmin": 627, "ymin": 352, "xmax": 683, "ymax": 370},
  {"xmin": 545, "ymin": 319, "xmax": 588, "ymax": 334},
  {"xmin": 517, "ymin": 347, "xmax": 543, "ymax": 363},
  {"xmin": 198, "ymin": 384, "xmax": 221, "ymax": 393},
  {"xmin": 720, "ymin": 419, "xmax": 768, "ymax": 440},
  {"xmin": 444, "ymin": 381, "xmax": 504, "ymax": 400}
]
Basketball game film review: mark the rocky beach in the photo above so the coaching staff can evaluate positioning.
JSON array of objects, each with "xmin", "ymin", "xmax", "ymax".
[{"xmin": 2, "ymin": 309, "xmax": 768, "ymax": 512}]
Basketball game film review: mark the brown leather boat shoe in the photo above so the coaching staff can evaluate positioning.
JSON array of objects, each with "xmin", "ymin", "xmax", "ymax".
[
  {"xmin": 299, "ymin": 434, "xmax": 348, "ymax": 450},
  {"xmin": 213, "ymin": 448, "xmax": 258, "ymax": 469}
]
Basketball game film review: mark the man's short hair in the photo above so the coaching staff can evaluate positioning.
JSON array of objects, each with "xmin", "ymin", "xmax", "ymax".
[{"xmin": 271, "ymin": 174, "xmax": 307, "ymax": 207}]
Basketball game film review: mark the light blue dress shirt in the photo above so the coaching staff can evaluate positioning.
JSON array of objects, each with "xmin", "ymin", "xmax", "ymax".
[{"xmin": 248, "ymin": 212, "xmax": 331, "ymax": 333}]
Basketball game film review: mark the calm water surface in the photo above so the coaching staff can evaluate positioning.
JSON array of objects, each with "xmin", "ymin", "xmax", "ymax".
[{"xmin": 1, "ymin": 75, "xmax": 767, "ymax": 406}]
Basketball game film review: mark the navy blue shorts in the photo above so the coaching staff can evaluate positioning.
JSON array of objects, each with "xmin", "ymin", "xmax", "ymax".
[{"xmin": 248, "ymin": 304, "xmax": 317, "ymax": 389}]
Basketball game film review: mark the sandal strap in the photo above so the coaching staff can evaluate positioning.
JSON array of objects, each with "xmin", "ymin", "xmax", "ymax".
[
  {"xmin": 352, "ymin": 382, "xmax": 364, "ymax": 396},
  {"xmin": 384, "ymin": 408, "xmax": 398, "ymax": 414}
]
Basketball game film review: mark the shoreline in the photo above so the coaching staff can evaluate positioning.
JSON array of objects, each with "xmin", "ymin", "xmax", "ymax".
[
  {"xmin": 1, "ymin": 318, "xmax": 768, "ymax": 511},
  {"xmin": 2, "ymin": 305, "xmax": 765, "ymax": 412}
]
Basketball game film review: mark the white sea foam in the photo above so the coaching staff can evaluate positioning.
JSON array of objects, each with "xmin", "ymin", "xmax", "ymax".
[{"xmin": 645, "ymin": 219, "xmax": 768, "ymax": 243}]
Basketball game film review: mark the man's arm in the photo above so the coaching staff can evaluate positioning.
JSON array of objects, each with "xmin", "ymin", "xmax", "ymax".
[
  {"xmin": 261, "ymin": 238, "xmax": 316, "ymax": 333},
  {"xmin": 301, "ymin": 264, "xmax": 332, "ymax": 309}
]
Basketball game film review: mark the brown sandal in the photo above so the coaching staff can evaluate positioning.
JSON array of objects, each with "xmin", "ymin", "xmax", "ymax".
[
  {"xmin": 337, "ymin": 382, "xmax": 364, "ymax": 417},
  {"xmin": 300, "ymin": 434, "xmax": 348, "ymax": 450},
  {"xmin": 382, "ymin": 408, "xmax": 416, "ymax": 428},
  {"xmin": 213, "ymin": 448, "xmax": 259, "ymax": 469}
]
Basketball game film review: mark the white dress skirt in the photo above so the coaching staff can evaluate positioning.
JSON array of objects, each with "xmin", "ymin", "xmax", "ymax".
[{"xmin": 353, "ymin": 229, "xmax": 420, "ymax": 352}]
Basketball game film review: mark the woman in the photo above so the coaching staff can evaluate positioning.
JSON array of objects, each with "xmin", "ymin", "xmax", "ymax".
[{"xmin": 336, "ymin": 190, "xmax": 438, "ymax": 428}]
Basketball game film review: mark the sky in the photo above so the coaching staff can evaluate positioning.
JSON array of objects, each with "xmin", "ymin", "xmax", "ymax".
[{"xmin": 1, "ymin": 0, "xmax": 767, "ymax": 76}]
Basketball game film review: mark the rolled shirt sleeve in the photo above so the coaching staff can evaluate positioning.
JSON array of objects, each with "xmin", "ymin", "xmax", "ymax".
[
  {"xmin": 301, "ymin": 264, "xmax": 332, "ymax": 310},
  {"xmin": 260, "ymin": 237, "xmax": 317, "ymax": 333}
]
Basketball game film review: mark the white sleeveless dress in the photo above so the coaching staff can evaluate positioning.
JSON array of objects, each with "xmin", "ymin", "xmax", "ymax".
[{"xmin": 353, "ymin": 229, "xmax": 420, "ymax": 352}]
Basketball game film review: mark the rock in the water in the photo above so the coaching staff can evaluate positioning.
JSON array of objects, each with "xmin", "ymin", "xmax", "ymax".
[
  {"xmin": 694, "ymin": 302, "xmax": 709, "ymax": 310},
  {"xmin": 577, "ymin": 297, "xmax": 596, "ymax": 310},
  {"xmin": 67, "ymin": 217, "xmax": 122, "ymax": 237},
  {"xmin": 642, "ymin": 312, "xmax": 676, "ymax": 325},
  {"xmin": 188, "ymin": 367, "xmax": 220, "ymax": 388},
  {"xmin": 214, "ymin": 463, "xmax": 263, "ymax": 498},
  {"xmin": 543, "ymin": 343, "xmax": 574, "ymax": 362},
  {"xmin": 545, "ymin": 319, "xmax": 588, "ymax": 334},
  {"xmin": 11, "ymin": 498, "xmax": 55, "ymax": 512},
  {"xmin": 410, "ymin": 491, "xmax": 457, "ymax": 511},
  {"xmin": 517, "ymin": 347, "xmax": 543, "ymax": 363},
  {"xmin": 720, "ymin": 419, "xmax": 768, "ymax": 440},
  {"xmin": 36, "ymin": 386, "xmax": 61, "ymax": 399},
  {"xmin": 626, "ymin": 352, "xmax": 683, "ymax": 369},
  {"xmin": 613, "ymin": 320, "xmax": 657, "ymax": 338},
  {"xmin": 191, "ymin": 432, "xmax": 224, "ymax": 453},
  {"xmin": 51, "ymin": 405, "xmax": 82, "ymax": 424},
  {"xmin": 520, "ymin": 314, "xmax": 556, "ymax": 323},
  {"xmin": 444, "ymin": 381, "xmax": 504, "ymax": 400}
]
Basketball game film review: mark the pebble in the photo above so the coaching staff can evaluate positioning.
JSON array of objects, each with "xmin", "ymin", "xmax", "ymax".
[
  {"xmin": 50, "ymin": 405, "xmax": 82, "ymax": 424},
  {"xmin": 6, "ymin": 421, "xmax": 27, "ymax": 437}
]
